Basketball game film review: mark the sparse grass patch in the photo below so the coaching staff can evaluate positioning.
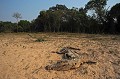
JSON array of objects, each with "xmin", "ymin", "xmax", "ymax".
[
  {"xmin": 35, "ymin": 37, "xmax": 46, "ymax": 42},
  {"xmin": 28, "ymin": 33, "xmax": 47, "ymax": 42}
]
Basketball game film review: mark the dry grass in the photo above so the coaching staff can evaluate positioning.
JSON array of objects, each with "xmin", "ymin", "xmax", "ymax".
[{"xmin": 0, "ymin": 33, "xmax": 120, "ymax": 79}]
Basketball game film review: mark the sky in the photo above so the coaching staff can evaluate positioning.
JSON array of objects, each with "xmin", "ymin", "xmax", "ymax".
[{"xmin": 0, "ymin": 0, "xmax": 120, "ymax": 22}]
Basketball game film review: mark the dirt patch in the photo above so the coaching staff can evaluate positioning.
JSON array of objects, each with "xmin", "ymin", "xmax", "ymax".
[{"xmin": 0, "ymin": 33, "xmax": 120, "ymax": 79}]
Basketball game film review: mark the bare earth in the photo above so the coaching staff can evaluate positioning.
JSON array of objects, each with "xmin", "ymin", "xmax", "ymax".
[{"xmin": 0, "ymin": 33, "xmax": 120, "ymax": 79}]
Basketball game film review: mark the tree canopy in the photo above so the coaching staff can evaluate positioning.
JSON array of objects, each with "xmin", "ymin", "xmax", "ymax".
[
  {"xmin": 12, "ymin": 12, "xmax": 22, "ymax": 23},
  {"xmin": 0, "ymin": 1, "xmax": 120, "ymax": 34}
]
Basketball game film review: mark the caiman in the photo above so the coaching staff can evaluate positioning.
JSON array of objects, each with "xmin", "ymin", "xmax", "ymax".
[{"xmin": 45, "ymin": 47, "xmax": 97, "ymax": 71}]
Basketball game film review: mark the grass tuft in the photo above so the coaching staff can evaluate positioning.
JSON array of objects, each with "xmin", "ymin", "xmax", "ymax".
[{"xmin": 35, "ymin": 38, "xmax": 45, "ymax": 42}]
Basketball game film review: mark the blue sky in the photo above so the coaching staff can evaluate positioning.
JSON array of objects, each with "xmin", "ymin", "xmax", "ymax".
[{"xmin": 0, "ymin": 0, "xmax": 120, "ymax": 22}]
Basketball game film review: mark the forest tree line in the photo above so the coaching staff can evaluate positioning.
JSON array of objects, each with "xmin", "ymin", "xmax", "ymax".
[{"xmin": 0, "ymin": 0, "xmax": 120, "ymax": 34}]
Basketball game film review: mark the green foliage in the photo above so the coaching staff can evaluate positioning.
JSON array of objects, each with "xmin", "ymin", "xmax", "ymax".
[
  {"xmin": 1, "ymin": 2, "xmax": 120, "ymax": 34},
  {"xmin": 85, "ymin": 0, "xmax": 108, "ymax": 23},
  {"xmin": 0, "ymin": 21, "xmax": 17, "ymax": 32},
  {"xmin": 18, "ymin": 20, "xmax": 30, "ymax": 32},
  {"xmin": 35, "ymin": 4, "xmax": 89, "ymax": 33},
  {"xmin": 106, "ymin": 3, "xmax": 120, "ymax": 33},
  {"xmin": 108, "ymin": 3, "xmax": 120, "ymax": 18}
]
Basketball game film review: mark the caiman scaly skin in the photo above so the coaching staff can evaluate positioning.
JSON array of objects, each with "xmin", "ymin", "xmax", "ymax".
[{"xmin": 45, "ymin": 47, "xmax": 96, "ymax": 71}]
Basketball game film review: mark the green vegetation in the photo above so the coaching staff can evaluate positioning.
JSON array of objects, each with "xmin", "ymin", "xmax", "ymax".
[
  {"xmin": 0, "ymin": 0, "xmax": 120, "ymax": 34},
  {"xmin": 35, "ymin": 38, "xmax": 45, "ymax": 42},
  {"xmin": 27, "ymin": 33, "xmax": 46, "ymax": 42}
]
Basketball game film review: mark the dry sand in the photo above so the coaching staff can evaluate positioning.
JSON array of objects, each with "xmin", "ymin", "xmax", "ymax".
[{"xmin": 0, "ymin": 33, "xmax": 120, "ymax": 79}]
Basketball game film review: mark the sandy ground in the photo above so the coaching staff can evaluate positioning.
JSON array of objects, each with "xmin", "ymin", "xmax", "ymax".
[{"xmin": 0, "ymin": 33, "xmax": 120, "ymax": 79}]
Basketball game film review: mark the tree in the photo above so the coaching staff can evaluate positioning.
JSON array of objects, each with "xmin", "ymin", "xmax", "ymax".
[
  {"xmin": 107, "ymin": 3, "xmax": 120, "ymax": 33},
  {"xmin": 49, "ymin": 4, "xmax": 68, "ymax": 11},
  {"xmin": 12, "ymin": 12, "xmax": 22, "ymax": 23},
  {"xmin": 18, "ymin": 20, "xmax": 30, "ymax": 32},
  {"xmin": 12, "ymin": 12, "xmax": 22, "ymax": 32},
  {"xmin": 85, "ymin": 0, "xmax": 108, "ymax": 24},
  {"xmin": 0, "ymin": 21, "xmax": 4, "ymax": 32},
  {"xmin": 0, "ymin": 21, "xmax": 16, "ymax": 32},
  {"xmin": 34, "ymin": 4, "xmax": 68, "ymax": 32},
  {"xmin": 30, "ymin": 19, "xmax": 36, "ymax": 32}
]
